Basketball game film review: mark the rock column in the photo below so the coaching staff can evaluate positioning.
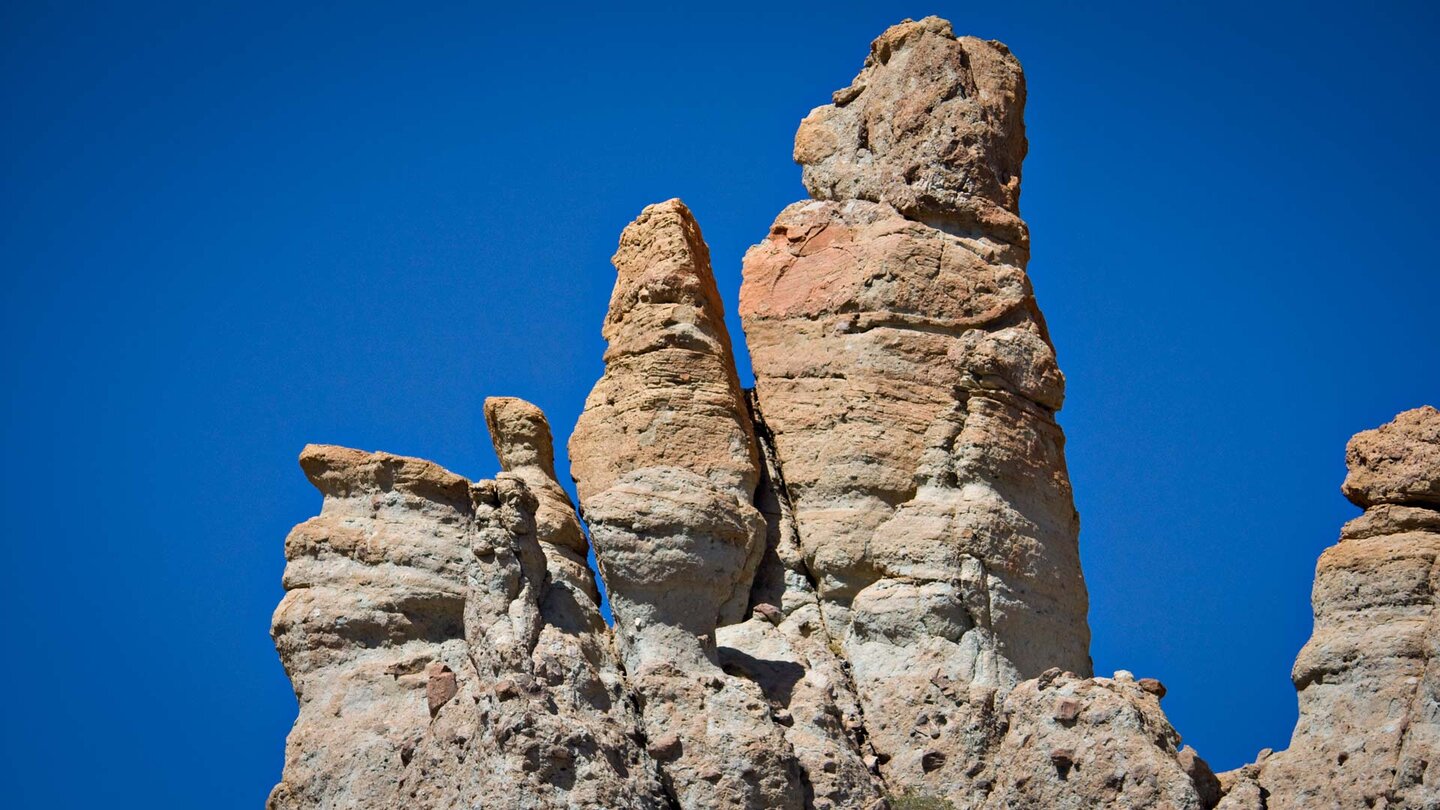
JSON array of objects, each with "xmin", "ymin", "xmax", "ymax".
[
  {"xmin": 739, "ymin": 16, "xmax": 1091, "ymax": 798},
  {"xmin": 570, "ymin": 199, "xmax": 804, "ymax": 809}
]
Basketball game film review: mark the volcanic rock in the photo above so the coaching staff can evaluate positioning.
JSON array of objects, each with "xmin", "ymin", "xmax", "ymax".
[
  {"xmin": 266, "ymin": 16, "xmax": 1438, "ymax": 810},
  {"xmin": 1243, "ymin": 407, "xmax": 1440, "ymax": 809}
]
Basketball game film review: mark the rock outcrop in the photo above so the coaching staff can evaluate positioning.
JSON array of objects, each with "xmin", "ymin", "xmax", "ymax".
[
  {"xmin": 268, "ymin": 16, "xmax": 1438, "ymax": 810},
  {"xmin": 569, "ymin": 199, "xmax": 805, "ymax": 809},
  {"xmin": 1226, "ymin": 406, "xmax": 1440, "ymax": 810},
  {"xmin": 269, "ymin": 442, "xmax": 666, "ymax": 810},
  {"xmin": 739, "ymin": 16, "xmax": 1090, "ymax": 800}
]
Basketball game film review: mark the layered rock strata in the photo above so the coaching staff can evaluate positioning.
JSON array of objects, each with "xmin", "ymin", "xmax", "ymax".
[
  {"xmin": 268, "ymin": 16, "xmax": 1439, "ymax": 810},
  {"xmin": 1224, "ymin": 406, "xmax": 1440, "ymax": 810},
  {"xmin": 569, "ymin": 199, "xmax": 806, "ymax": 808},
  {"xmin": 739, "ymin": 16, "xmax": 1090, "ymax": 799}
]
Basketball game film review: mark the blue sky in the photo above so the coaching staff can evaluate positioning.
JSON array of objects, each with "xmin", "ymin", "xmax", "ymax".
[{"xmin": 3, "ymin": 1, "xmax": 1437, "ymax": 806}]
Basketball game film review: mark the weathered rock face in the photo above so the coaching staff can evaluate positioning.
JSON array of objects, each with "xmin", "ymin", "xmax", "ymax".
[
  {"xmin": 268, "ymin": 446, "xmax": 478, "ymax": 809},
  {"xmin": 1233, "ymin": 406, "xmax": 1440, "ymax": 810},
  {"xmin": 569, "ymin": 199, "xmax": 759, "ymax": 505},
  {"xmin": 570, "ymin": 199, "xmax": 805, "ymax": 809},
  {"xmin": 795, "ymin": 16, "xmax": 1029, "ymax": 244},
  {"xmin": 740, "ymin": 15, "xmax": 1089, "ymax": 801},
  {"xmin": 1342, "ymin": 404, "xmax": 1440, "ymax": 508},
  {"xmin": 979, "ymin": 670, "xmax": 1216, "ymax": 810},
  {"xmin": 268, "ymin": 16, "xmax": 1437, "ymax": 810},
  {"xmin": 483, "ymin": 396, "xmax": 600, "ymax": 634},
  {"xmin": 269, "ymin": 443, "xmax": 666, "ymax": 810}
]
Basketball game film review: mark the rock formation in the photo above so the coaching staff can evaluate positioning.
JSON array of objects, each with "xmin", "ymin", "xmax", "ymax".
[
  {"xmin": 268, "ymin": 17, "xmax": 1438, "ymax": 810},
  {"xmin": 269, "ymin": 441, "xmax": 666, "ymax": 809},
  {"xmin": 740, "ymin": 17, "xmax": 1091, "ymax": 800},
  {"xmin": 1222, "ymin": 406, "xmax": 1440, "ymax": 810}
]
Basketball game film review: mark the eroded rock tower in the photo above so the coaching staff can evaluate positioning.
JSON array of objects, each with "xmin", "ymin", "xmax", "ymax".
[{"xmin": 268, "ymin": 18, "xmax": 1439, "ymax": 810}]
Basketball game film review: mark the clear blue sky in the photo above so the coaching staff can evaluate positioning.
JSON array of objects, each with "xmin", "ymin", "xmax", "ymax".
[{"xmin": 3, "ymin": 2, "xmax": 1436, "ymax": 806}]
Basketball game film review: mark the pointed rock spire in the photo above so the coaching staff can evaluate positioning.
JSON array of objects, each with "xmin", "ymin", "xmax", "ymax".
[
  {"xmin": 570, "ymin": 198, "xmax": 759, "ymax": 506},
  {"xmin": 569, "ymin": 199, "xmax": 802, "ymax": 809}
]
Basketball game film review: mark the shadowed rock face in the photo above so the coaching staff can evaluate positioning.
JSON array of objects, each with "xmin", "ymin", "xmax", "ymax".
[{"xmin": 267, "ymin": 16, "xmax": 1436, "ymax": 810}]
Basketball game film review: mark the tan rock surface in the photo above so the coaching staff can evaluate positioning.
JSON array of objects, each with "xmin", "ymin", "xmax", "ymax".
[
  {"xmin": 570, "ymin": 200, "xmax": 805, "ymax": 808},
  {"xmin": 569, "ymin": 198, "xmax": 759, "ymax": 507},
  {"xmin": 740, "ymin": 16, "xmax": 1089, "ymax": 803},
  {"xmin": 484, "ymin": 396, "xmax": 601, "ymax": 633},
  {"xmin": 268, "ymin": 444, "xmax": 666, "ymax": 810},
  {"xmin": 1247, "ymin": 406, "xmax": 1440, "ymax": 809},
  {"xmin": 795, "ymin": 16, "xmax": 1030, "ymax": 243},
  {"xmin": 979, "ymin": 671, "xmax": 1215, "ymax": 810},
  {"xmin": 267, "ymin": 16, "xmax": 1437, "ymax": 810},
  {"xmin": 268, "ymin": 446, "xmax": 477, "ymax": 810},
  {"xmin": 1342, "ymin": 405, "xmax": 1440, "ymax": 508}
]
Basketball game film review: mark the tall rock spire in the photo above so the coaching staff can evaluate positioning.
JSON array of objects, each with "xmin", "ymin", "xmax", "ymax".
[
  {"xmin": 738, "ymin": 16, "xmax": 1090, "ymax": 798},
  {"xmin": 569, "ymin": 199, "xmax": 804, "ymax": 809}
]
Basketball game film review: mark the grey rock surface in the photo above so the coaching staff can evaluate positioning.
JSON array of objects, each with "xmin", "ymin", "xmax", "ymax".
[{"xmin": 268, "ymin": 445, "xmax": 665, "ymax": 809}]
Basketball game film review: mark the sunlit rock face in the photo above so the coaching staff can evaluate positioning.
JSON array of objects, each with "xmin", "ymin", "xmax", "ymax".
[
  {"xmin": 739, "ymin": 15, "xmax": 1091, "ymax": 800},
  {"xmin": 1229, "ymin": 406, "xmax": 1440, "ymax": 810},
  {"xmin": 266, "ymin": 16, "xmax": 1437, "ymax": 810},
  {"xmin": 268, "ymin": 444, "xmax": 664, "ymax": 810}
]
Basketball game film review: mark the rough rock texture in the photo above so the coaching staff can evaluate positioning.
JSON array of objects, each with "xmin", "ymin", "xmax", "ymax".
[
  {"xmin": 269, "ymin": 16, "xmax": 1438, "ymax": 810},
  {"xmin": 978, "ymin": 670, "xmax": 1215, "ymax": 810},
  {"xmin": 269, "ymin": 444, "xmax": 666, "ymax": 809},
  {"xmin": 795, "ymin": 16, "xmax": 1029, "ymax": 244},
  {"xmin": 1237, "ymin": 406, "xmax": 1440, "ymax": 809},
  {"xmin": 570, "ymin": 199, "xmax": 805, "ymax": 809},
  {"xmin": 483, "ymin": 396, "xmax": 599, "ymax": 633},
  {"xmin": 740, "ymin": 15, "xmax": 1090, "ymax": 802},
  {"xmin": 1342, "ymin": 404, "xmax": 1440, "ymax": 508}
]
